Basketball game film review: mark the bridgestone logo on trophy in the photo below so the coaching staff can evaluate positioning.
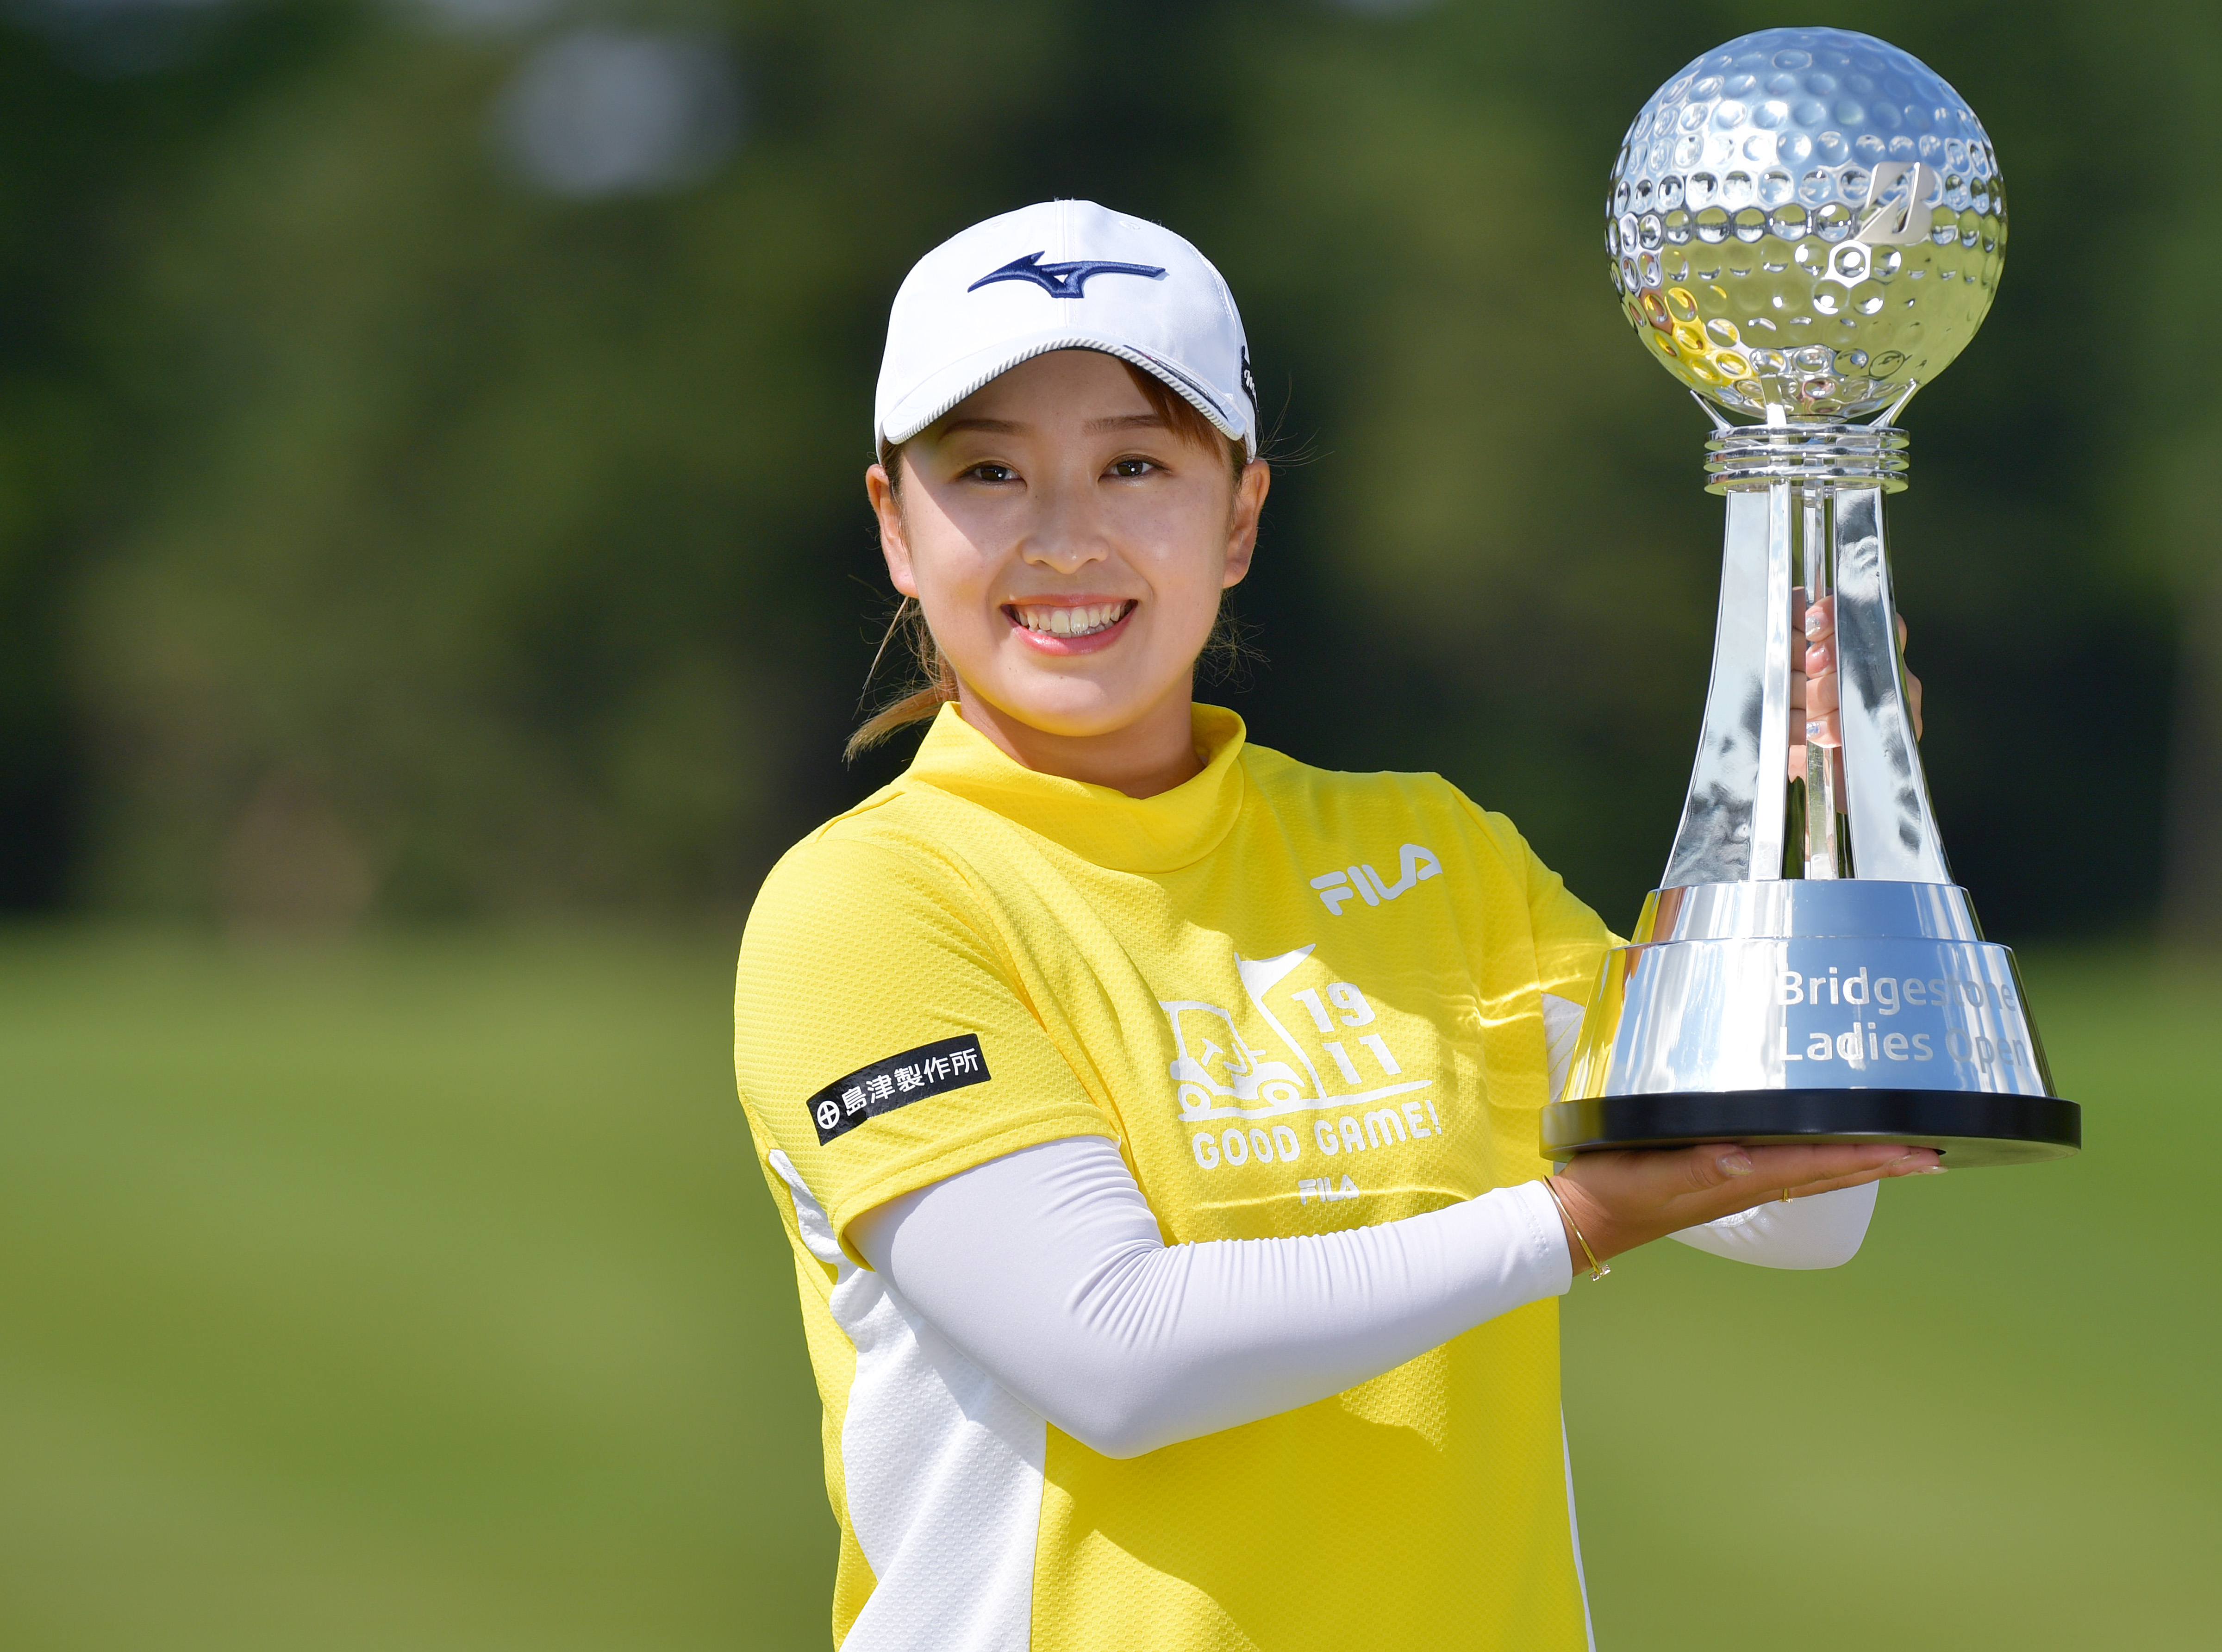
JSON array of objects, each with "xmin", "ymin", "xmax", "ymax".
[{"xmin": 1542, "ymin": 26, "xmax": 2080, "ymax": 1168}]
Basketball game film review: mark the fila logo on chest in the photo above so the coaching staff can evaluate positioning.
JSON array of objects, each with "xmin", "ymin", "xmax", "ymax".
[{"xmin": 1309, "ymin": 844, "xmax": 1441, "ymax": 915}]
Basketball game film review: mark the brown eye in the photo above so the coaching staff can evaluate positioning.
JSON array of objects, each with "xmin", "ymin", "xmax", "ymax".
[
  {"xmin": 967, "ymin": 462, "xmax": 1017, "ymax": 483},
  {"xmin": 1110, "ymin": 457, "xmax": 1156, "ymax": 479}
]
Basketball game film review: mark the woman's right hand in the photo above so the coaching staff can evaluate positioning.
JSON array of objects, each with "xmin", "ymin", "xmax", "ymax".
[{"xmin": 1550, "ymin": 1141, "xmax": 1942, "ymax": 1266}]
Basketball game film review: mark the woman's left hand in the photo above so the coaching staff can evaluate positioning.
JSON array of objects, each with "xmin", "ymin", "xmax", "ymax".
[
  {"xmin": 1552, "ymin": 1140, "xmax": 1941, "ymax": 1267},
  {"xmin": 1791, "ymin": 591, "xmax": 1923, "ymax": 780}
]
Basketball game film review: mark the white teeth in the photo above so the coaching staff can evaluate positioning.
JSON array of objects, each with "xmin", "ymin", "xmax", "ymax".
[{"xmin": 1013, "ymin": 602, "xmax": 1128, "ymax": 638}]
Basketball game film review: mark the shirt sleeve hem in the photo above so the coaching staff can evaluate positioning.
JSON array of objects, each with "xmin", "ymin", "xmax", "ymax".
[
  {"xmin": 1509, "ymin": 1178, "xmax": 1576, "ymax": 1297},
  {"xmin": 822, "ymin": 1109, "xmax": 1120, "ymax": 1266}
]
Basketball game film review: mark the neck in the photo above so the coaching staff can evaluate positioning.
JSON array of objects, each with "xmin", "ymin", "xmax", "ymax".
[{"xmin": 953, "ymin": 680, "xmax": 1203, "ymax": 798}]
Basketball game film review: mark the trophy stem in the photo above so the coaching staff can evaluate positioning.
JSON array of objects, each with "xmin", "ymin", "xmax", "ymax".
[
  {"xmin": 1751, "ymin": 482, "xmax": 1795, "ymax": 881},
  {"xmin": 1658, "ymin": 488, "xmax": 1783, "ymax": 886},
  {"xmin": 1832, "ymin": 488, "xmax": 1952, "ymax": 883},
  {"xmin": 1664, "ymin": 421, "xmax": 1944, "ymax": 887},
  {"xmin": 1799, "ymin": 487, "xmax": 1844, "ymax": 879}
]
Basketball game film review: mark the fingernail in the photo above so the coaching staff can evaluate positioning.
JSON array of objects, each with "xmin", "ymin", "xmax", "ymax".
[
  {"xmin": 1806, "ymin": 721, "xmax": 1825, "ymax": 739},
  {"xmin": 1717, "ymin": 1151, "xmax": 1753, "ymax": 1177},
  {"xmin": 1916, "ymin": 1165, "xmax": 1948, "ymax": 1175}
]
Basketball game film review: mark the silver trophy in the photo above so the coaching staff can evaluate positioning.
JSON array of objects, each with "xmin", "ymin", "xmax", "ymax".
[{"xmin": 1545, "ymin": 27, "xmax": 2080, "ymax": 1166}]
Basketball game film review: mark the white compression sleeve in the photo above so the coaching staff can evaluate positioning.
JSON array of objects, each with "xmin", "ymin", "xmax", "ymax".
[
  {"xmin": 848, "ymin": 1135, "xmax": 1572, "ymax": 1459},
  {"xmin": 1666, "ymin": 1180, "xmax": 1876, "ymax": 1269}
]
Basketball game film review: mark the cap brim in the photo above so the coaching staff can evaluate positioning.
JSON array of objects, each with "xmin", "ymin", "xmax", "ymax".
[{"xmin": 878, "ymin": 329, "xmax": 1253, "ymax": 456}]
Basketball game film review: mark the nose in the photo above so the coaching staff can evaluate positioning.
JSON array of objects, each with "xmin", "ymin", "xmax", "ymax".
[{"xmin": 1018, "ymin": 473, "xmax": 1110, "ymax": 574}]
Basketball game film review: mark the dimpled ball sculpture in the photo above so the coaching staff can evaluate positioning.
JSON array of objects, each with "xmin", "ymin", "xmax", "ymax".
[
  {"xmin": 1608, "ymin": 26, "xmax": 2004, "ymax": 421},
  {"xmin": 1544, "ymin": 27, "xmax": 2080, "ymax": 1169}
]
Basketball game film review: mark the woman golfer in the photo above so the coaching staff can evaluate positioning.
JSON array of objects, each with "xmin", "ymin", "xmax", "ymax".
[{"xmin": 734, "ymin": 200, "xmax": 1937, "ymax": 1652}]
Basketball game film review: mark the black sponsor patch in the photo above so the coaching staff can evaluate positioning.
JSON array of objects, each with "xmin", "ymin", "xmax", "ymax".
[{"xmin": 806, "ymin": 1034, "xmax": 991, "ymax": 1145}]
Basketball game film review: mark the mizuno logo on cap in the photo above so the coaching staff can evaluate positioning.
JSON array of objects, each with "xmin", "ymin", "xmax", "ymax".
[{"xmin": 967, "ymin": 251, "xmax": 1167, "ymax": 299}]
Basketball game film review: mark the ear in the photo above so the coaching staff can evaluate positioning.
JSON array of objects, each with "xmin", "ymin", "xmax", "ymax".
[
  {"xmin": 1221, "ymin": 459, "xmax": 1270, "ymax": 589},
  {"xmin": 866, "ymin": 461, "xmax": 919, "ymax": 597}
]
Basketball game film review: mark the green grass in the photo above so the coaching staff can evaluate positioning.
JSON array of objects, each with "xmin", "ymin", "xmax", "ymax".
[
  {"xmin": 0, "ymin": 928, "xmax": 831, "ymax": 1652},
  {"xmin": 0, "ymin": 931, "xmax": 2208, "ymax": 1649}
]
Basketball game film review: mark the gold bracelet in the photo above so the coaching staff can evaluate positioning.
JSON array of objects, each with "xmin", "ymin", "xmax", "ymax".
[{"xmin": 1542, "ymin": 1177, "xmax": 1611, "ymax": 1281}]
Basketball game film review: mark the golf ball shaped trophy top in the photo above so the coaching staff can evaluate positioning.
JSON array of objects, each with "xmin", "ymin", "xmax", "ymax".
[{"xmin": 1544, "ymin": 26, "xmax": 2081, "ymax": 1166}]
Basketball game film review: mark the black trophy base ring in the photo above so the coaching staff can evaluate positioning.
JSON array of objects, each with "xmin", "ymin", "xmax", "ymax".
[{"xmin": 1542, "ymin": 1089, "xmax": 2081, "ymax": 1168}]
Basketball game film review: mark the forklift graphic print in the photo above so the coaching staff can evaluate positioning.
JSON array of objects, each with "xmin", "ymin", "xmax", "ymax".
[
  {"xmin": 1162, "ymin": 1000, "xmax": 1308, "ymax": 1112},
  {"xmin": 1160, "ymin": 945, "xmax": 1431, "ymax": 1124}
]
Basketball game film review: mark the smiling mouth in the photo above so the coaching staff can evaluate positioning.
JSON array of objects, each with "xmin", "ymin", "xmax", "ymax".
[{"xmin": 1006, "ymin": 601, "xmax": 1136, "ymax": 639}]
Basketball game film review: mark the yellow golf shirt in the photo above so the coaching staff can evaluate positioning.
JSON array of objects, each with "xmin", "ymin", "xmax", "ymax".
[{"xmin": 735, "ymin": 702, "xmax": 1612, "ymax": 1651}]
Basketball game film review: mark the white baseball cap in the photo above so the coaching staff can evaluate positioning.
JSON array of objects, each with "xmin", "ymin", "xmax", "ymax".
[{"xmin": 874, "ymin": 199, "xmax": 1258, "ymax": 459}]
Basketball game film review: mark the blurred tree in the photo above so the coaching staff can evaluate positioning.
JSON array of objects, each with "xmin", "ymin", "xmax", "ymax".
[
  {"xmin": 0, "ymin": 0, "xmax": 340, "ymax": 910},
  {"xmin": 2127, "ymin": 9, "xmax": 2222, "ymax": 941},
  {"xmin": 74, "ymin": 2, "xmax": 1148, "ymax": 919},
  {"xmin": 4, "ymin": 0, "xmax": 2189, "ymax": 935}
]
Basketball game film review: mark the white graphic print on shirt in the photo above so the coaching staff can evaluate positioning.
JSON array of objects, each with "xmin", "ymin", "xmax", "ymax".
[
  {"xmin": 1307, "ymin": 843, "xmax": 1442, "ymax": 915},
  {"xmin": 1161, "ymin": 944, "xmax": 1431, "ymax": 1125}
]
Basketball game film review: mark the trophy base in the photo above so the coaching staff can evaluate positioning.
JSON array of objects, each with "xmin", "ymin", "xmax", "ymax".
[{"xmin": 1542, "ymin": 1088, "xmax": 2081, "ymax": 1168}]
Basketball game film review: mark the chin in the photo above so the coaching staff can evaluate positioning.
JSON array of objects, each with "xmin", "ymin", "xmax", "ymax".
[{"xmin": 988, "ymin": 685, "xmax": 1151, "ymax": 740}]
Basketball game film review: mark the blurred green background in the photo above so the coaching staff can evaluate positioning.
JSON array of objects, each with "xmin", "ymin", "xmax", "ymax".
[{"xmin": 0, "ymin": 0, "xmax": 2210, "ymax": 1646}]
